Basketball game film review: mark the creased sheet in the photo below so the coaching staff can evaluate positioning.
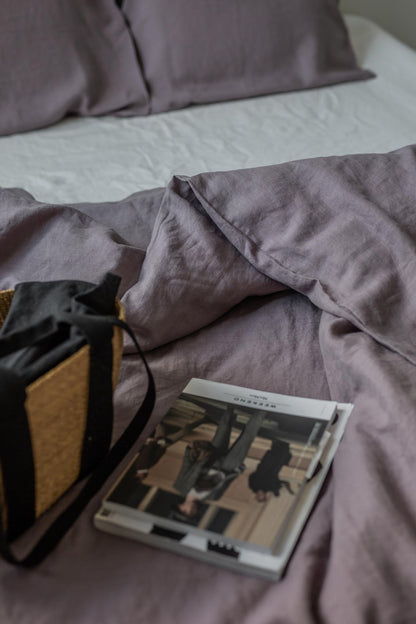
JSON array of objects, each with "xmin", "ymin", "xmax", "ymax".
[{"xmin": 1, "ymin": 145, "xmax": 416, "ymax": 623}]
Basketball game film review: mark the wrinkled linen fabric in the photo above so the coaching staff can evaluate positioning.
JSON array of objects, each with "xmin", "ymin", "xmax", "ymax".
[
  {"xmin": 122, "ymin": 0, "xmax": 373, "ymax": 114},
  {"xmin": 1, "ymin": 145, "xmax": 416, "ymax": 623},
  {"xmin": 1, "ymin": 16, "xmax": 415, "ymax": 206},
  {"xmin": 0, "ymin": 0, "xmax": 149, "ymax": 136}
]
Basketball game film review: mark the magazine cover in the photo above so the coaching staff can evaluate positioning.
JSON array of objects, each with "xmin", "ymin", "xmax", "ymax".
[{"xmin": 98, "ymin": 379, "xmax": 345, "ymax": 562}]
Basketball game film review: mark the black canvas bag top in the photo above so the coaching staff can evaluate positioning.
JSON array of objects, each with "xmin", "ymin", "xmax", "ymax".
[{"xmin": 0, "ymin": 273, "xmax": 155, "ymax": 566}]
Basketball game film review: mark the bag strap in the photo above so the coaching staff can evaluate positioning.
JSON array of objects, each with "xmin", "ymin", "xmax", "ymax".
[{"xmin": 0, "ymin": 318, "xmax": 155, "ymax": 567}]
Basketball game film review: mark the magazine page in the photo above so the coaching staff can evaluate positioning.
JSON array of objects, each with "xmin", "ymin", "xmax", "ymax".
[{"xmin": 103, "ymin": 379, "xmax": 338, "ymax": 553}]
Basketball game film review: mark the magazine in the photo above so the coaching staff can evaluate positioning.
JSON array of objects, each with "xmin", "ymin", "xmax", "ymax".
[{"xmin": 95, "ymin": 378, "xmax": 353, "ymax": 579}]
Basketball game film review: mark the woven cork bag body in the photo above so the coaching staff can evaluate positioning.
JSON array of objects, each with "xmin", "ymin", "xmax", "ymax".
[{"xmin": 0, "ymin": 289, "xmax": 124, "ymax": 528}]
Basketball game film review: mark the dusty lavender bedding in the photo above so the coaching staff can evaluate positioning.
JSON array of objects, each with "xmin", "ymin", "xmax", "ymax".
[{"xmin": 1, "ymin": 145, "xmax": 416, "ymax": 623}]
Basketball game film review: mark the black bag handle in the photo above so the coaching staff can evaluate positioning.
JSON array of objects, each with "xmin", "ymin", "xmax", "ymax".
[{"xmin": 0, "ymin": 317, "xmax": 155, "ymax": 567}]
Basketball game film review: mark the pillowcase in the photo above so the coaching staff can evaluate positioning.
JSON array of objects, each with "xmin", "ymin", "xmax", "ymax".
[
  {"xmin": 121, "ymin": 0, "xmax": 374, "ymax": 114},
  {"xmin": 0, "ymin": 0, "xmax": 149, "ymax": 136}
]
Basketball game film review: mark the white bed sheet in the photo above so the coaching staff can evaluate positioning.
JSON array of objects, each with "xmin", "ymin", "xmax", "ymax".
[{"xmin": 1, "ymin": 15, "xmax": 416, "ymax": 204}]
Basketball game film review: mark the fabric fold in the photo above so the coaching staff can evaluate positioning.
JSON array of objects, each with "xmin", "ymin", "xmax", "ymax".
[
  {"xmin": 2, "ymin": 144, "xmax": 416, "ymax": 622},
  {"xmin": 182, "ymin": 144, "xmax": 416, "ymax": 362}
]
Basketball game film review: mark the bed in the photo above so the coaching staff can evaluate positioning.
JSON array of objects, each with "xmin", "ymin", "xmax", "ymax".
[{"xmin": 1, "ymin": 2, "xmax": 416, "ymax": 623}]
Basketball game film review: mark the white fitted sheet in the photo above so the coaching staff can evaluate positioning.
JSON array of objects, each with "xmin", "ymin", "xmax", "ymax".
[{"xmin": 1, "ymin": 15, "xmax": 416, "ymax": 204}]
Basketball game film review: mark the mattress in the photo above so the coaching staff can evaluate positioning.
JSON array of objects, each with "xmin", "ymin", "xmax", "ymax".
[{"xmin": 1, "ymin": 15, "xmax": 416, "ymax": 204}]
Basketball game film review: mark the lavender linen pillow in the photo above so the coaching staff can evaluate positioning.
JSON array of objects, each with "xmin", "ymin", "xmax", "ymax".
[
  {"xmin": 0, "ymin": 0, "xmax": 149, "ymax": 136},
  {"xmin": 122, "ymin": 0, "xmax": 374, "ymax": 114}
]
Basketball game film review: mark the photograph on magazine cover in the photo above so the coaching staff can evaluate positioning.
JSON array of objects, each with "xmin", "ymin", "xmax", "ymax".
[{"xmin": 107, "ymin": 390, "xmax": 330, "ymax": 551}]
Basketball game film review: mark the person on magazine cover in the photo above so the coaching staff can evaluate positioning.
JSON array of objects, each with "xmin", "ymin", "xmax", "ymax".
[
  {"xmin": 173, "ymin": 406, "xmax": 265, "ymax": 518},
  {"xmin": 248, "ymin": 438, "xmax": 293, "ymax": 501},
  {"xmin": 135, "ymin": 418, "xmax": 207, "ymax": 480}
]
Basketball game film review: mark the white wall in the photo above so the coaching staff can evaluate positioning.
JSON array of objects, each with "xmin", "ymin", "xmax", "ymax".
[{"xmin": 340, "ymin": 0, "xmax": 416, "ymax": 49}]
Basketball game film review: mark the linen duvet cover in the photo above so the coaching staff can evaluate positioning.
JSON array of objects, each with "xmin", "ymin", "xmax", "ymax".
[{"xmin": 0, "ymin": 145, "xmax": 416, "ymax": 623}]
